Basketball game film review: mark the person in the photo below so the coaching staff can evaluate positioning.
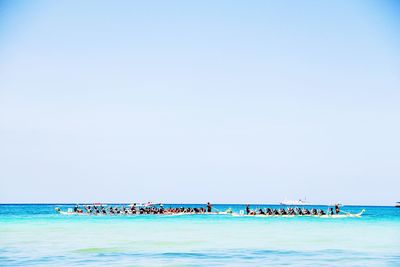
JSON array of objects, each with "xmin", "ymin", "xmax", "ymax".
[
  {"xmin": 246, "ymin": 205, "xmax": 250, "ymax": 215},
  {"xmin": 310, "ymin": 208, "xmax": 315, "ymax": 215},
  {"xmin": 93, "ymin": 206, "xmax": 99, "ymax": 214},
  {"xmin": 207, "ymin": 202, "xmax": 212, "ymax": 213},
  {"xmin": 329, "ymin": 207, "xmax": 334, "ymax": 215},
  {"xmin": 335, "ymin": 204, "xmax": 340, "ymax": 214},
  {"xmin": 296, "ymin": 207, "xmax": 303, "ymax": 215},
  {"xmin": 288, "ymin": 208, "xmax": 296, "ymax": 215},
  {"xmin": 131, "ymin": 204, "xmax": 137, "ymax": 214},
  {"xmin": 74, "ymin": 205, "xmax": 79, "ymax": 213},
  {"xmin": 159, "ymin": 204, "xmax": 164, "ymax": 213},
  {"xmin": 266, "ymin": 208, "xmax": 272, "ymax": 215},
  {"xmin": 139, "ymin": 207, "xmax": 145, "ymax": 214}
]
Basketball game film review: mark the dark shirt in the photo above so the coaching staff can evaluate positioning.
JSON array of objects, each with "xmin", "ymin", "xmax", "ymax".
[{"xmin": 207, "ymin": 204, "xmax": 212, "ymax": 212}]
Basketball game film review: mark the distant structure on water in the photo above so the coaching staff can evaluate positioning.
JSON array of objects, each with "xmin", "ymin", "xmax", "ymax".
[{"xmin": 280, "ymin": 198, "xmax": 310, "ymax": 206}]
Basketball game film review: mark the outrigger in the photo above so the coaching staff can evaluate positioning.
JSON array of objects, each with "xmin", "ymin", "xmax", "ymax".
[
  {"xmin": 231, "ymin": 209, "xmax": 365, "ymax": 218},
  {"xmin": 55, "ymin": 203, "xmax": 231, "ymax": 216},
  {"xmin": 232, "ymin": 204, "xmax": 365, "ymax": 218}
]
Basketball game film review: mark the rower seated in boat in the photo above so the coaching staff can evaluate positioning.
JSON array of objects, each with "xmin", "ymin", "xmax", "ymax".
[
  {"xmin": 258, "ymin": 208, "xmax": 266, "ymax": 215},
  {"xmin": 302, "ymin": 208, "xmax": 310, "ymax": 215},
  {"xmin": 329, "ymin": 207, "xmax": 334, "ymax": 215},
  {"xmin": 109, "ymin": 207, "xmax": 114, "ymax": 214},
  {"xmin": 295, "ymin": 208, "xmax": 302, "ymax": 215},
  {"xmin": 266, "ymin": 208, "xmax": 273, "ymax": 215},
  {"xmin": 131, "ymin": 204, "xmax": 136, "ymax": 213},
  {"xmin": 85, "ymin": 205, "xmax": 91, "ymax": 213},
  {"xmin": 288, "ymin": 208, "xmax": 295, "ymax": 215},
  {"xmin": 311, "ymin": 209, "xmax": 318, "ymax": 215},
  {"xmin": 122, "ymin": 206, "xmax": 128, "ymax": 214},
  {"xmin": 335, "ymin": 204, "xmax": 341, "ymax": 214}
]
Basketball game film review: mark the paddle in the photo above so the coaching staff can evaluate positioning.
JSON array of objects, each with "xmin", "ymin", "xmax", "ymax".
[
  {"xmin": 212, "ymin": 206, "xmax": 221, "ymax": 213},
  {"xmin": 338, "ymin": 210, "xmax": 351, "ymax": 215}
]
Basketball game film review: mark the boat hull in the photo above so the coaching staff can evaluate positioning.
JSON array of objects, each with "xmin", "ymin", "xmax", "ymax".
[
  {"xmin": 55, "ymin": 208, "xmax": 229, "ymax": 216},
  {"xmin": 231, "ymin": 209, "xmax": 365, "ymax": 218},
  {"xmin": 55, "ymin": 208, "xmax": 364, "ymax": 218}
]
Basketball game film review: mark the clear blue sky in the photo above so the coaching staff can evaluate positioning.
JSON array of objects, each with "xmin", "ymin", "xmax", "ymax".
[{"xmin": 1, "ymin": 0, "xmax": 399, "ymax": 205}]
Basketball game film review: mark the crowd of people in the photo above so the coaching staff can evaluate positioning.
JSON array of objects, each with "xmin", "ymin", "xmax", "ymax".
[
  {"xmin": 245, "ymin": 204, "xmax": 341, "ymax": 216},
  {"xmin": 72, "ymin": 202, "xmax": 214, "ymax": 215},
  {"xmin": 68, "ymin": 202, "xmax": 341, "ymax": 216}
]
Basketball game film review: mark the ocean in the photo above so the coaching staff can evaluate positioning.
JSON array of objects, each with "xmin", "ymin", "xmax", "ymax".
[{"xmin": 1, "ymin": 204, "xmax": 399, "ymax": 266}]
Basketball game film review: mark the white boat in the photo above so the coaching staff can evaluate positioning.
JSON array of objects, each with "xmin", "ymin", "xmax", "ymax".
[
  {"xmin": 55, "ymin": 207, "xmax": 230, "ymax": 216},
  {"xmin": 395, "ymin": 202, "xmax": 400, "ymax": 208},
  {"xmin": 280, "ymin": 198, "xmax": 310, "ymax": 206},
  {"xmin": 56, "ymin": 207, "xmax": 364, "ymax": 218},
  {"xmin": 231, "ymin": 209, "xmax": 365, "ymax": 218}
]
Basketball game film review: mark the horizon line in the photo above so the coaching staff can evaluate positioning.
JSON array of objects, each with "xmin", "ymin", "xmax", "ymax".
[{"xmin": 0, "ymin": 202, "xmax": 397, "ymax": 207}]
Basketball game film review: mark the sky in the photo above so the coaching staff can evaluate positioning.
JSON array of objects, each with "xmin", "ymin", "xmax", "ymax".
[{"xmin": 0, "ymin": 0, "xmax": 399, "ymax": 205}]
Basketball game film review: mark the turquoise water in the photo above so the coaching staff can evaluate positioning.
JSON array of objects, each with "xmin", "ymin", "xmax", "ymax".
[{"xmin": 1, "ymin": 204, "xmax": 399, "ymax": 266}]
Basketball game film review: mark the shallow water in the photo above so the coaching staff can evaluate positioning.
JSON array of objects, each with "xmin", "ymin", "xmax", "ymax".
[{"xmin": 1, "ymin": 204, "xmax": 399, "ymax": 266}]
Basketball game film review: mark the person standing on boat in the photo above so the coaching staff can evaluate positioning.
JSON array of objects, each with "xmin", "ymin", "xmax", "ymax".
[
  {"xmin": 335, "ymin": 204, "xmax": 341, "ymax": 214},
  {"xmin": 207, "ymin": 202, "xmax": 212, "ymax": 212},
  {"xmin": 246, "ymin": 205, "xmax": 251, "ymax": 215}
]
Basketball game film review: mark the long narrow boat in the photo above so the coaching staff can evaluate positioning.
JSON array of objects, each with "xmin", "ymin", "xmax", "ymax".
[
  {"xmin": 54, "ymin": 208, "xmax": 229, "ymax": 216},
  {"xmin": 231, "ymin": 209, "xmax": 365, "ymax": 218},
  {"xmin": 55, "ymin": 207, "xmax": 364, "ymax": 218}
]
